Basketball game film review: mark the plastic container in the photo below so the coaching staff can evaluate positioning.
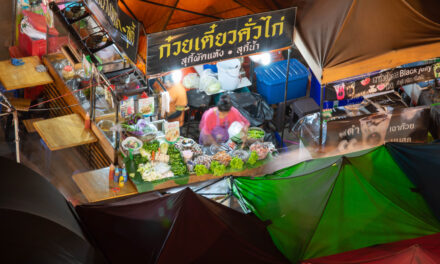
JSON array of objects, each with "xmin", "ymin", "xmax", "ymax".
[
  {"xmin": 19, "ymin": 31, "xmax": 68, "ymax": 57},
  {"xmin": 255, "ymin": 59, "xmax": 309, "ymax": 105},
  {"xmin": 217, "ymin": 59, "xmax": 241, "ymax": 91}
]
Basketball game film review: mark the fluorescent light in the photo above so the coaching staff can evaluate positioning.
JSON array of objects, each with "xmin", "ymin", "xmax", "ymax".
[
  {"xmin": 260, "ymin": 53, "xmax": 271, "ymax": 65},
  {"xmin": 171, "ymin": 70, "xmax": 182, "ymax": 83},
  {"xmin": 249, "ymin": 53, "xmax": 271, "ymax": 65}
]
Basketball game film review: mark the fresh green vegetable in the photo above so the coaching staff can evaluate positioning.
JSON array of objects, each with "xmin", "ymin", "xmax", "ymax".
[
  {"xmin": 247, "ymin": 151, "xmax": 258, "ymax": 165},
  {"xmin": 194, "ymin": 164, "xmax": 209, "ymax": 176},
  {"xmin": 170, "ymin": 161, "xmax": 188, "ymax": 176},
  {"xmin": 167, "ymin": 145, "xmax": 180, "ymax": 155},
  {"xmin": 167, "ymin": 145, "xmax": 188, "ymax": 176},
  {"xmin": 210, "ymin": 161, "xmax": 226, "ymax": 177},
  {"xmin": 133, "ymin": 154, "xmax": 149, "ymax": 165},
  {"xmin": 143, "ymin": 140, "xmax": 159, "ymax": 153},
  {"xmin": 230, "ymin": 157, "xmax": 244, "ymax": 170},
  {"xmin": 248, "ymin": 129, "xmax": 264, "ymax": 139}
]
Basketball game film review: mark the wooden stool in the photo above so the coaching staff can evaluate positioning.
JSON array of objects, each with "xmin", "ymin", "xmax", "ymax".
[
  {"xmin": 22, "ymin": 118, "xmax": 43, "ymax": 133},
  {"xmin": 7, "ymin": 97, "xmax": 31, "ymax": 112}
]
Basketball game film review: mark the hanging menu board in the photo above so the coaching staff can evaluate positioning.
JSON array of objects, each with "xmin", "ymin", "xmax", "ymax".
[
  {"xmin": 146, "ymin": 7, "xmax": 297, "ymax": 75},
  {"xmin": 86, "ymin": 0, "xmax": 140, "ymax": 62},
  {"xmin": 325, "ymin": 62, "xmax": 440, "ymax": 101}
]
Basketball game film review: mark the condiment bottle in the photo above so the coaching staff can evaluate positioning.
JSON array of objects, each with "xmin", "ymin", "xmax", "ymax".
[
  {"xmin": 126, "ymin": 149, "xmax": 137, "ymax": 178},
  {"xmin": 109, "ymin": 164, "xmax": 115, "ymax": 183},
  {"xmin": 114, "ymin": 165, "xmax": 120, "ymax": 183},
  {"xmin": 118, "ymin": 175, "xmax": 125, "ymax": 187},
  {"xmin": 84, "ymin": 113, "xmax": 91, "ymax": 130}
]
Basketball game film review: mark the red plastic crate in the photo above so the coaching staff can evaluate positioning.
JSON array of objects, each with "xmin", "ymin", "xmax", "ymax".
[{"xmin": 19, "ymin": 31, "xmax": 68, "ymax": 57}]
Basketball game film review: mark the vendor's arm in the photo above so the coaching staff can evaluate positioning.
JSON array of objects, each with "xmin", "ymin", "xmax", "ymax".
[
  {"xmin": 166, "ymin": 105, "xmax": 185, "ymax": 120},
  {"xmin": 228, "ymin": 107, "xmax": 250, "ymax": 147}
]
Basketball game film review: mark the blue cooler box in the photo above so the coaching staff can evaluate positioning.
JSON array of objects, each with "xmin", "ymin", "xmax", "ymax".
[{"xmin": 254, "ymin": 59, "xmax": 309, "ymax": 105}]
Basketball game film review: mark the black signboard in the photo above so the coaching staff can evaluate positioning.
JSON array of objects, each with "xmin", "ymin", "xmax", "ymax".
[
  {"xmin": 325, "ymin": 62, "xmax": 440, "ymax": 101},
  {"xmin": 146, "ymin": 7, "xmax": 297, "ymax": 75},
  {"xmin": 325, "ymin": 106, "xmax": 430, "ymax": 153},
  {"xmin": 86, "ymin": 0, "xmax": 140, "ymax": 62}
]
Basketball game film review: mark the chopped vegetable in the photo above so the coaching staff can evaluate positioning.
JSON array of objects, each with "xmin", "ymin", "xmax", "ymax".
[
  {"xmin": 248, "ymin": 129, "xmax": 265, "ymax": 139},
  {"xmin": 230, "ymin": 157, "xmax": 244, "ymax": 170},
  {"xmin": 247, "ymin": 151, "xmax": 258, "ymax": 165},
  {"xmin": 194, "ymin": 164, "xmax": 209, "ymax": 176},
  {"xmin": 143, "ymin": 140, "xmax": 159, "ymax": 153},
  {"xmin": 212, "ymin": 151, "xmax": 232, "ymax": 166}
]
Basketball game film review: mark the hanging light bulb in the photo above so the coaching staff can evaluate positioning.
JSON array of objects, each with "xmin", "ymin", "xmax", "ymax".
[
  {"xmin": 260, "ymin": 53, "xmax": 271, "ymax": 65},
  {"xmin": 249, "ymin": 53, "xmax": 271, "ymax": 65},
  {"xmin": 171, "ymin": 70, "xmax": 182, "ymax": 83}
]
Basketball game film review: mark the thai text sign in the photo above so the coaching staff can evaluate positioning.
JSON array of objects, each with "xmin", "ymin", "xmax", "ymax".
[
  {"xmin": 325, "ymin": 62, "xmax": 440, "ymax": 101},
  {"xmin": 87, "ymin": 0, "xmax": 139, "ymax": 62},
  {"xmin": 146, "ymin": 7, "xmax": 296, "ymax": 75},
  {"xmin": 325, "ymin": 106, "xmax": 430, "ymax": 154}
]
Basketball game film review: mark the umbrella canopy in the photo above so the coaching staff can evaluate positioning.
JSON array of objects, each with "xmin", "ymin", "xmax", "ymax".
[
  {"xmin": 290, "ymin": 0, "xmax": 440, "ymax": 84},
  {"xmin": 76, "ymin": 188, "xmax": 288, "ymax": 264},
  {"xmin": 302, "ymin": 233, "xmax": 440, "ymax": 264},
  {"xmin": 234, "ymin": 145, "xmax": 440, "ymax": 262},
  {"xmin": 386, "ymin": 143, "xmax": 440, "ymax": 221},
  {"xmin": 0, "ymin": 157, "xmax": 106, "ymax": 264}
]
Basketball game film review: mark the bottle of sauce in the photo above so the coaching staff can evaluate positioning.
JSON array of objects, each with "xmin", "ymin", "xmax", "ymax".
[
  {"xmin": 84, "ymin": 112, "xmax": 91, "ymax": 130},
  {"xmin": 114, "ymin": 165, "xmax": 120, "ymax": 183},
  {"xmin": 126, "ymin": 149, "xmax": 137, "ymax": 178},
  {"xmin": 118, "ymin": 175, "xmax": 125, "ymax": 187},
  {"xmin": 109, "ymin": 164, "xmax": 115, "ymax": 183}
]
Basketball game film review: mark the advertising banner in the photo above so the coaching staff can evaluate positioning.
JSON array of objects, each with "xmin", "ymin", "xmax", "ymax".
[
  {"xmin": 87, "ymin": 0, "xmax": 140, "ymax": 62},
  {"xmin": 325, "ymin": 62, "xmax": 440, "ymax": 101},
  {"xmin": 146, "ymin": 7, "xmax": 296, "ymax": 75},
  {"xmin": 325, "ymin": 106, "xmax": 430, "ymax": 153}
]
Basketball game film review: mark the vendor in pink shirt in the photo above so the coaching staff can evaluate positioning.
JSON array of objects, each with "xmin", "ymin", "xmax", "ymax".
[{"xmin": 199, "ymin": 95, "xmax": 250, "ymax": 146}]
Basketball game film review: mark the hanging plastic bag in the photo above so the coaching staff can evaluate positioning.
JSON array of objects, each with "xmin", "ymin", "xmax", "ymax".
[
  {"xmin": 199, "ymin": 69, "xmax": 221, "ymax": 94},
  {"xmin": 182, "ymin": 73, "xmax": 200, "ymax": 89}
]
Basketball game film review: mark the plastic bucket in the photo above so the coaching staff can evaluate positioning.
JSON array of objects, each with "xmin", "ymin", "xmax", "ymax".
[{"xmin": 217, "ymin": 59, "xmax": 240, "ymax": 91}]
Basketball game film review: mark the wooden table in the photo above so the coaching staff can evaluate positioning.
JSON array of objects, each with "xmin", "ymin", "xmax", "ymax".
[
  {"xmin": 73, "ymin": 166, "xmax": 266, "ymax": 203},
  {"xmin": 73, "ymin": 167, "xmax": 138, "ymax": 203},
  {"xmin": 8, "ymin": 97, "xmax": 31, "ymax": 111},
  {"xmin": 23, "ymin": 118, "xmax": 43, "ymax": 133},
  {"xmin": 0, "ymin": 56, "xmax": 53, "ymax": 90},
  {"xmin": 34, "ymin": 113, "xmax": 97, "ymax": 151}
]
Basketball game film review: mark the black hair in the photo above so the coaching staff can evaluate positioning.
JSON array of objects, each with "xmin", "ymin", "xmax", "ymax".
[{"xmin": 217, "ymin": 94, "xmax": 232, "ymax": 112}]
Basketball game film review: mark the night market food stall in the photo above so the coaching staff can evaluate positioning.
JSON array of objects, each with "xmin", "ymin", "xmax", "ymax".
[
  {"xmin": 290, "ymin": 0, "xmax": 440, "ymax": 156},
  {"xmin": 27, "ymin": 0, "xmax": 299, "ymax": 202}
]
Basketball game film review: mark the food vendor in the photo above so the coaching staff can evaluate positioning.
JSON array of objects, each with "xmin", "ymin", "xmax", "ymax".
[
  {"xmin": 162, "ymin": 75, "xmax": 188, "ymax": 128},
  {"xmin": 199, "ymin": 95, "xmax": 250, "ymax": 146}
]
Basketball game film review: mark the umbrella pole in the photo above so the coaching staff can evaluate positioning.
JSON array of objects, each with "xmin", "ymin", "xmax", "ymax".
[
  {"xmin": 281, "ymin": 48, "xmax": 292, "ymax": 142},
  {"xmin": 0, "ymin": 91, "xmax": 19, "ymax": 163},
  {"xmin": 319, "ymin": 84, "xmax": 324, "ymax": 150},
  {"xmin": 13, "ymin": 110, "xmax": 20, "ymax": 163}
]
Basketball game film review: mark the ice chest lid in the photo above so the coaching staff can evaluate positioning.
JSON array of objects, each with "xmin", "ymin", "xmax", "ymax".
[{"xmin": 254, "ymin": 59, "xmax": 309, "ymax": 85}]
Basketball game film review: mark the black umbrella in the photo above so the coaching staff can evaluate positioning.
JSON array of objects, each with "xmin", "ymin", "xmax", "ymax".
[
  {"xmin": 77, "ymin": 188, "xmax": 288, "ymax": 264},
  {"xmin": 0, "ymin": 157, "xmax": 106, "ymax": 264}
]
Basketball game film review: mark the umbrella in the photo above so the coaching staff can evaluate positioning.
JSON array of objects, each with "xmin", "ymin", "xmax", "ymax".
[{"xmin": 0, "ymin": 157, "xmax": 106, "ymax": 264}]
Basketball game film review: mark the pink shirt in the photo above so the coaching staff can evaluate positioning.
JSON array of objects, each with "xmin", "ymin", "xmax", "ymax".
[{"xmin": 199, "ymin": 107, "xmax": 250, "ymax": 135}]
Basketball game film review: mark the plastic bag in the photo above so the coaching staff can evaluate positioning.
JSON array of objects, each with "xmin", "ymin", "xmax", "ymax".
[
  {"xmin": 182, "ymin": 73, "xmax": 200, "ymax": 89},
  {"xmin": 187, "ymin": 89, "xmax": 211, "ymax": 107},
  {"xmin": 199, "ymin": 69, "xmax": 221, "ymax": 94},
  {"xmin": 229, "ymin": 92, "xmax": 274, "ymax": 127}
]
